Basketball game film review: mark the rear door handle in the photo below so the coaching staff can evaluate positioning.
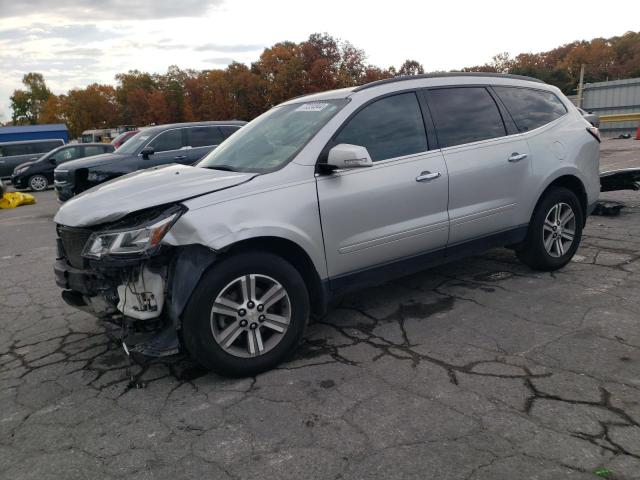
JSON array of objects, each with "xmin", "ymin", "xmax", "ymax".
[
  {"xmin": 416, "ymin": 171, "xmax": 441, "ymax": 182},
  {"xmin": 174, "ymin": 155, "xmax": 188, "ymax": 160},
  {"xmin": 508, "ymin": 152, "xmax": 528, "ymax": 162}
]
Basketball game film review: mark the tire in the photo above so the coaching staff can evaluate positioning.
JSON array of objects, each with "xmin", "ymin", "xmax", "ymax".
[
  {"xmin": 182, "ymin": 251, "xmax": 310, "ymax": 377},
  {"xmin": 516, "ymin": 187, "xmax": 584, "ymax": 271},
  {"xmin": 28, "ymin": 175, "xmax": 48, "ymax": 191}
]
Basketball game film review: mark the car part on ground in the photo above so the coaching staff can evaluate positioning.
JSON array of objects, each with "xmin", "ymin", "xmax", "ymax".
[
  {"xmin": 600, "ymin": 168, "xmax": 640, "ymax": 192},
  {"xmin": 592, "ymin": 200, "xmax": 624, "ymax": 216},
  {"xmin": 53, "ymin": 73, "xmax": 600, "ymax": 376}
]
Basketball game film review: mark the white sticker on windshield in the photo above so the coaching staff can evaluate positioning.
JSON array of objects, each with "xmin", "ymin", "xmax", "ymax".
[{"xmin": 295, "ymin": 102, "xmax": 329, "ymax": 112}]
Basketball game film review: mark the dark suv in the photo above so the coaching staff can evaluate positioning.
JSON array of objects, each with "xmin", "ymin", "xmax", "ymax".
[
  {"xmin": 54, "ymin": 121, "xmax": 245, "ymax": 201},
  {"xmin": 12, "ymin": 143, "xmax": 114, "ymax": 191}
]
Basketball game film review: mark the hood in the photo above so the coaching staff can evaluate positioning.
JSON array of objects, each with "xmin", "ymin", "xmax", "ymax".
[
  {"xmin": 14, "ymin": 161, "xmax": 36, "ymax": 172},
  {"xmin": 58, "ymin": 152, "xmax": 126, "ymax": 171},
  {"xmin": 54, "ymin": 164, "xmax": 258, "ymax": 227}
]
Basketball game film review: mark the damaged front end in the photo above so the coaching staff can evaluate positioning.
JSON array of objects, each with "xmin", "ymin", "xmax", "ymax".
[{"xmin": 54, "ymin": 204, "xmax": 192, "ymax": 357}]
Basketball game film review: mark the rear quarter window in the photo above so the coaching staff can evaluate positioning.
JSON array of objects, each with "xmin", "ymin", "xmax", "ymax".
[{"xmin": 493, "ymin": 87, "xmax": 567, "ymax": 132}]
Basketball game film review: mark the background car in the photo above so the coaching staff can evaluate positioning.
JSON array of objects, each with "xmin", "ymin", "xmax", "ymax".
[
  {"xmin": 111, "ymin": 129, "xmax": 139, "ymax": 149},
  {"xmin": 11, "ymin": 143, "xmax": 114, "ymax": 191},
  {"xmin": 577, "ymin": 107, "xmax": 600, "ymax": 128},
  {"xmin": 54, "ymin": 120, "xmax": 245, "ymax": 201},
  {"xmin": 0, "ymin": 139, "xmax": 64, "ymax": 179}
]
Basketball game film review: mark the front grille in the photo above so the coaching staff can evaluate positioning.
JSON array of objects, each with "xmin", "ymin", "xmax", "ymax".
[{"xmin": 57, "ymin": 225, "xmax": 92, "ymax": 269}]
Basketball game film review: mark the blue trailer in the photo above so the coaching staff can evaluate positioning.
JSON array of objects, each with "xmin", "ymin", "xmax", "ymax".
[{"xmin": 0, "ymin": 124, "xmax": 69, "ymax": 143}]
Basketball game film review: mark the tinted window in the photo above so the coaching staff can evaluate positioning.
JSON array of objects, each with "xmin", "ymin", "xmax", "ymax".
[
  {"xmin": 428, "ymin": 87, "xmax": 506, "ymax": 148},
  {"xmin": 55, "ymin": 146, "xmax": 81, "ymax": 163},
  {"xmin": 185, "ymin": 126, "xmax": 224, "ymax": 147},
  {"xmin": 2, "ymin": 144, "xmax": 27, "ymax": 156},
  {"xmin": 493, "ymin": 87, "xmax": 567, "ymax": 132},
  {"xmin": 149, "ymin": 129, "xmax": 183, "ymax": 152},
  {"xmin": 220, "ymin": 125, "xmax": 241, "ymax": 138},
  {"xmin": 335, "ymin": 92, "xmax": 428, "ymax": 162},
  {"xmin": 31, "ymin": 141, "xmax": 62, "ymax": 154},
  {"xmin": 83, "ymin": 146, "xmax": 105, "ymax": 157}
]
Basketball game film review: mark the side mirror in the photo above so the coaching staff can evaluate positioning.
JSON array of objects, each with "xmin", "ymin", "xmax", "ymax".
[
  {"xmin": 327, "ymin": 143, "xmax": 373, "ymax": 170},
  {"xmin": 49, "ymin": 157, "xmax": 57, "ymax": 164},
  {"xmin": 141, "ymin": 146, "xmax": 155, "ymax": 159}
]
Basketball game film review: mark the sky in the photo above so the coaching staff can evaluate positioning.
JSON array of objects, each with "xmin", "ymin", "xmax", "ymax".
[{"xmin": 0, "ymin": 0, "xmax": 637, "ymax": 122}]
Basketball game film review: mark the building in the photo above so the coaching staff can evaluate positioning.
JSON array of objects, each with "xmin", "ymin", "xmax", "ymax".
[
  {"xmin": 581, "ymin": 78, "xmax": 640, "ymax": 137},
  {"xmin": 0, "ymin": 124, "xmax": 69, "ymax": 143}
]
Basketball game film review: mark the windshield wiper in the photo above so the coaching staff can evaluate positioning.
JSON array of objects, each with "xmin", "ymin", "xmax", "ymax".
[{"xmin": 204, "ymin": 165, "xmax": 238, "ymax": 172}]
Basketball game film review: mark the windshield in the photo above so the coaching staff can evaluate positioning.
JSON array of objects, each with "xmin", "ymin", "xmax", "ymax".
[
  {"xmin": 198, "ymin": 99, "xmax": 348, "ymax": 173},
  {"xmin": 116, "ymin": 130, "xmax": 155, "ymax": 154}
]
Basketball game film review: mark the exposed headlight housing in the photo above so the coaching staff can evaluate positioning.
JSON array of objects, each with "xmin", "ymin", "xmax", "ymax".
[{"xmin": 82, "ymin": 210, "xmax": 181, "ymax": 259}]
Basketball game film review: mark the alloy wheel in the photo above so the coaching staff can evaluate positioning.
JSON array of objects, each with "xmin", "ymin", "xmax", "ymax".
[
  {"xmin": 29, "ymin": 175, "xmax": 48, "ymax": 191},
  {"xmin": 210, "ymin": 274, "xmax": 291, "ymax": 358},
  {"xmin": 542, "ymin": 202, "xmax": 576, "ymax": 258}
]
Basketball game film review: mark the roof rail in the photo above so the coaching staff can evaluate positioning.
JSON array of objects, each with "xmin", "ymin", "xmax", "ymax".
[{"xmin": 352, "ymin": 72, "xmax": 545, "ymax": 92}]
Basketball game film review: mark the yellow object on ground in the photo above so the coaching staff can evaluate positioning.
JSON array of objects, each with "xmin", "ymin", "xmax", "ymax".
[{"xmin": 0, "ymin": 192, "xmax": 37, "ymax": 209}]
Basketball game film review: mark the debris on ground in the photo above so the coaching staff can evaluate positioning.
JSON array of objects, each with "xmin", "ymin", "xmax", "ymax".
[
  {"xmin": 592, "ymin": 200, "xmax": 624, "ymax": 216},
  {"xmin": 600, "ymin": 168, "xmax": 640, "ymax": 192},
  {"xmin": 0, "ymin": 191, "xmax": 37, "ymax": 209}
]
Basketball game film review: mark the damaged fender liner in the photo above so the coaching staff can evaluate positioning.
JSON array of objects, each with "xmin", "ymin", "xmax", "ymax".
[{"xmin": 166, "ymin": 244, "xmax": 218, "ymax": 325}]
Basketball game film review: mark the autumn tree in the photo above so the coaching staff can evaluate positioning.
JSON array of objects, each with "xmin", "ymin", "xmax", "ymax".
[
  {"xmin": 10, "ymin": 73, "xmax": 52, "ymax": 124},
  {"xmin": 62, "ymin": 84, "xmax": 120, "ymax": 137},
  {"xmin": 398, "ymin": 60, "xmax": 425, "ymax": 76}
]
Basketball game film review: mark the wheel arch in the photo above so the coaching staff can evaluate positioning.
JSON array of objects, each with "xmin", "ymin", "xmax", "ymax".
[
  {"xmin": 533, "ymin": 173, "xmax": 588, "ymax": 226},
  {"xmin": 222, "ymin": 236, "xmax": 328, "ymax": 317}
]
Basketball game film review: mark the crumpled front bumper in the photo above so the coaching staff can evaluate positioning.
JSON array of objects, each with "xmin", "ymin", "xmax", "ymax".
[{"xmin": 54, "ymin": 256, "xmax": 180, "ymax": 358}]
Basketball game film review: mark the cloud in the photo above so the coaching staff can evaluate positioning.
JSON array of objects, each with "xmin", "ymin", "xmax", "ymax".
[
  {"xmin": 194, "ymin": 43, "xmax": 264, "ymax": 53},
  {"xmin": 202, "ymin": 57, "xmax": 236, "ymax": 65},
  {"xmin": 0, "ymin": 0, "xmax": 224, "ymax": 20},
  {"xmin": 0, "ymin": 23, "xmax": 124, "ymax": 43}
]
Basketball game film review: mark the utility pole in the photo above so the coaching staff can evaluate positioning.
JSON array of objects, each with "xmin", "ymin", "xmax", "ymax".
[{"xmin": 577, "ymin": 64, "xmax": 585, "ymax": 108}]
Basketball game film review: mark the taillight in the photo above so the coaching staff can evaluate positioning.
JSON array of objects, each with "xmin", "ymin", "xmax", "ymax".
[{"xmin": 586, "ymin": 126, "xmax": 601, "ymax": 143}]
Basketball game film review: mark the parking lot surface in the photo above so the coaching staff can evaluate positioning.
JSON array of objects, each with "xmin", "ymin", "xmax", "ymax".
[{"xmin": 1, "ymin": 139, "xmax": 639, "ymax": 479}]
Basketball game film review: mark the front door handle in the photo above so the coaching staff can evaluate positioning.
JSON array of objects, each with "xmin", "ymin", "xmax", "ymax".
[
  {"xmin": 508, "ymin": 152, "xmax": 528, "ymax": 162},
  {"xmin": 174, "ymin": 155, "xmax": 188, "ymax": 160},
  {"xmin": 416, "ymin": 171, "xmax": 441, "ymax": 182}
]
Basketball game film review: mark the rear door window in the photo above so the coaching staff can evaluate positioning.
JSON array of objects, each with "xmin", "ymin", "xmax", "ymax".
[
  {"xmin": 493, "ymin": 86, "xmax": 567, "ymax": 132},
  {"xmin": 149, "ymin": 129, "xmax": 184, "ymax": 152},
  {"xmin": 185, "ymin": 126, "xmax": 225, "ymax": 147},
  {"xmin": 428, "ymin": 87, "xmax": 507, "ymax": 148},
  {"xmin": 334, "ymin": 92, "xmax": 429, "ymax": 162}
]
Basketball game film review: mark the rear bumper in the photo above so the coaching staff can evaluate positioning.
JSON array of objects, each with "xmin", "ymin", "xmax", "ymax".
[{"xmin": 587, "ymin": 201, "xmax": 598, "ymax": 217}]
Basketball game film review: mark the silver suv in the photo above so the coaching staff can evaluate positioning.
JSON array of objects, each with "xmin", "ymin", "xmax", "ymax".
[{"xmin": 54, "ymin": 73, "xmax": 601, "ymax": 376}]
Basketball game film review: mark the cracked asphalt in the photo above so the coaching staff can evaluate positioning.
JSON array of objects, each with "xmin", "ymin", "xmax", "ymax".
[{"xmin": 1, "ymin": 139, "xmax": 639, "ymax": 480}]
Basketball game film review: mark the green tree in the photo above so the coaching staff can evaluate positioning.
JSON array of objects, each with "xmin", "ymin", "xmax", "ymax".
[{"xmin": 10, "ymin": 73, "xmax": 52, "ymax": 124}]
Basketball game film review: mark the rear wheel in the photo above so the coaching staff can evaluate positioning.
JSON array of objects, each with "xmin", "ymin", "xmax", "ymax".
[
  {"xmin": 182, "ymin": 251, "xmax": 309, "ymax": 376},
  {"xmin": 28, "ymin": 175, "xmax": 48, "ymax": 191},
  {"xmin": 516, "ymin": 187, "xmax": 584, "ymax": 271}
]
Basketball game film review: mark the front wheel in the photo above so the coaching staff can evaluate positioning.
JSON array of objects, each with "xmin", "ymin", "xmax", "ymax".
[
  {"xmin": 516, "ymin": 187, "xmax": 584, "ymax": 271},
  {"xmin": 28, "ymin": 175, "xmax": 48, "ymax": 191},
  {"xmin": 182, "ymin": 251, "xmax": 310, "ymax": 377}
]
